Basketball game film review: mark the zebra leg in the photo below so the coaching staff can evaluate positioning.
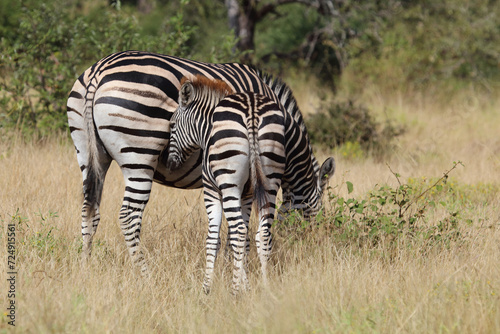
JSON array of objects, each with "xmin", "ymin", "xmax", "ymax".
[
  {"xmin": 228, "ymin": 218, "xmax": 248, "ymax": 294},
  {"xmin": 222, "ymin": 190, "xmax": 248, "ymax": 295},
  {"xmin": 239, "ymin": 195, "xmax": 253, "ymax": 290},
  {"xmin": 256, "ymin": 128, "xmax": 285, "ymax": 286},
  {"xmin": 119, "ymin": 170, "xmax": 154, "ymax": 276},
  {"xmin": 255, "ymin": 210, "xmax": 274, "ymax": 286},
  {"xmin": 81, "ymin": 193, "xmax": 103, "ymax": 259},
  {"xmin": 255, "ymin": 188, "xmax": 279, "ymax": 286},
  {"xmin": 79, "ymin": 152, "xmax": 111, "ymax": 259},
  {"xmin": 223, "ymin": 195, "xmax": 251, "ymax": 264},
  {"xmin": 202, "ymin": 186, "xmax": 223, "ymax": 294}
]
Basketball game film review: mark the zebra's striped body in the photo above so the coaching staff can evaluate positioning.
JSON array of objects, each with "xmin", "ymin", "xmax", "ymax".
[
  {"xmin": 258, "ymin": 75, "xmax": 336, "ymax": 220},
  {"xmin": 167, "ymin": 76, "xmax": 335, "ymax": 293},
  {"xmin": 66, "ymin": 51, "xmax": 308, "ymax": 274}
]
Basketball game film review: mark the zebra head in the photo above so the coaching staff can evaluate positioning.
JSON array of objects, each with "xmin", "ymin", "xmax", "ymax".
[
  {"xmin": 278, "ymin": 157, "xmax": 336, "ymax": 220},
  {"xmin": 166, "ymin": 80, "xmax": 195, "ymax": 171},
  {"xmin": 167, "ymin": 75, "xmax": 233, "ymax": 171}
]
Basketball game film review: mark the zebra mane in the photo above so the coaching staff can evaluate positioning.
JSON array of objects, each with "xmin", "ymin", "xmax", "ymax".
[
  {"xmin": 258, "ymin": 71, "xmax": 320, "ymax": 174},
  {"xmin": 258, "ymin": 71, "xmax": 309, "ymax": 140},
  {"xmin": 181, "ymin": 74, "xmax": 234, "ymax": 99}
]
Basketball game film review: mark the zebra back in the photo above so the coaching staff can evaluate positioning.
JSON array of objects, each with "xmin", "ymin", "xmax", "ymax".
[{"xmin": 258, "ymin": 72, "xmax": 320, "ymax": 175}]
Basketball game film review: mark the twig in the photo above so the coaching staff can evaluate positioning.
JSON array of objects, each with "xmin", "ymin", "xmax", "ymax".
[
  {"xmin": 402, "ymin": 161, "xmax": 463, "ymax": 216},
  {"xmin": 33, "ymin": 270, "xmax": 61, "ymax": 287},
  {"xmin": 387, "ymin": 161, "xmax": 464, "ymax": 218}
]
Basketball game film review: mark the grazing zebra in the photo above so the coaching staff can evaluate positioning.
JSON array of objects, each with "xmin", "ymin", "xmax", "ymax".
[
  {"xmin": 66, "ymin": 51, "xmax": 310, "ymax": 274},
  {"xmin": 258, "ymin": 74, "xmax": 336, "ymax": 220},
  {"xmin": 166, "ymin": 76, "xmax": 335, "ymax": 293}
]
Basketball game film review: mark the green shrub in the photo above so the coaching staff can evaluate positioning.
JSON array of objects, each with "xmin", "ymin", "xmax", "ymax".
[
  {"xmin": 345, "ymin": 0, "xmax": 500, "ymax": 91},
  {"xmin": 0, "ymin": 0, "xmax": 199, "ymax": 137},
  {"xmin": 338, "ymin": 141, "xmax": 364, "ymax": 160},
  {"xmin": 2, "ymin": 209, "xmax": 67, "ymax": 261},
  {"xmin": 275, "ymin": 161, "xmax": 470, "ymax": 253},
  {"xmin": 306, "ymin": 100, "xmax": 404, "ymax": 158}
]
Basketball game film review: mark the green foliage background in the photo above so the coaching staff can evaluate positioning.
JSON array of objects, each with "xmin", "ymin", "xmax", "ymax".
[
  {"xmin": 0, "ymin": 0, "xmax": 236, "ymax": 136},
  {"xmin": 0, "ymin": 0, "xmax": 499, "ymax": 137},
  {"xmin": 345, "ymin": 0, "xmax": 500, "ymax": 91}
]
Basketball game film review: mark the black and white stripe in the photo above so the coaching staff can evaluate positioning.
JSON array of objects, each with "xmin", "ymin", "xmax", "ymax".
[
  {"xmin": 166, "ymin": 76, "xmax": 286, "ymax": 293},
  {"xmin": 66, "ymin": 51, "xmax": 307, "ymax": 274},
  {"xmin": 260, "ymin": 74, "xmax": 336, "ymax": 220},
  {"xmin": 166, "ymin": 76, "xmax": 335, "ymax": 293}
]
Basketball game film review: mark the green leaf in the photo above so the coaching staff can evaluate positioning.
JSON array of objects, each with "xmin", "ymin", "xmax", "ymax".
[{"xmin": 346, "ymin": 181, "xmax": 354, "ymax": 194}]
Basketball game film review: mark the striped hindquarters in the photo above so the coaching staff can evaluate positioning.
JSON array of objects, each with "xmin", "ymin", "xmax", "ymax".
[{"xmin": 210, "ymin": 92, "xmax": 286, "ymax": 209}]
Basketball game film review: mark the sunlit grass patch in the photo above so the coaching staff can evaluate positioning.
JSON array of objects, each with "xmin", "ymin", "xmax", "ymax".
[{"xmin": 1, "ymin": 86, "xmax": 500, "ymax": 332}]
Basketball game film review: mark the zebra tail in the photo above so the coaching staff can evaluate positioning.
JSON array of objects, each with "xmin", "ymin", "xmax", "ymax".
[
  {"xmin": 248, "ymin": 120, "xmax": 268, "ymax": 215},
  {"xmin": 83, "ymin": 79, "xmax": 104, "ymax": 211}
]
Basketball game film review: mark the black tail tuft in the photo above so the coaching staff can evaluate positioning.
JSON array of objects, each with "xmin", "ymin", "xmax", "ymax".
[
  {"xmin": 84, "ymin": 158, "xmax": 102, "ymax": 213},
  {"xmin": 253, "ymin": 168, "xmax": 268, "ymax": 214}
]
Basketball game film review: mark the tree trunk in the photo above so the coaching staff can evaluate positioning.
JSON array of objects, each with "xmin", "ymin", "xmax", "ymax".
[
  {"xmin": 226, "ymin": 0, "xmax": 240, "ymax": 33},
  {"xmin": 225, "ymin": 0, "xmax": 257, "ymax": 60},
  {"xmin": 137, "ymin": 0, "xmax": 153, "ymax": 14},
  {"xmin": 237, "ymin": 1, "xmax": 257, "ymax": 52}
]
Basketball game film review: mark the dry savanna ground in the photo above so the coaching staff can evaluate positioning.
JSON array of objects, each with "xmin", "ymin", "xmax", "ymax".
[{"xmin": 1, "ymin": 84, "xmax": 499, "ymax": 333}]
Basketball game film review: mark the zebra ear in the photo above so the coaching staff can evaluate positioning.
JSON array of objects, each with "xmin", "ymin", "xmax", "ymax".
[
  {"xmin": 179, "ymin": 81, "xmax": 194, "ymax": 108},
  {"xmin": 319, "ymin": 157, "xmax": 335, "ymax": 191}
]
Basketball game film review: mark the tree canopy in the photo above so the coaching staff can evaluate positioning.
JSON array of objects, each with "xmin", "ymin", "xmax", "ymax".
[{"xmin": 0, "ymin": 0, "xmax": 499, "ymax": 136}]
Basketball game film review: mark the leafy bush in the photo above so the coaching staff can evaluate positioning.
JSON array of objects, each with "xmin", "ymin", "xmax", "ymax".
[
  {"xmin": 0, "ymin": 0, "xmax": 199, "ymax": 137},
  {"xmin": 255, "ymin": 3, "xmax": 321, "ymax": 61},
  {"xmin": 345, "ymin": 0, "xmax": 500, "ymax": 91},
  {"xmin": 337, "ymin": 141, "xmax": 364, "ymax": 160},
  {"xmin": 407, "ymin": 176, "xmax": 500, "ymax": 212},
  {"xmin": 306, "ymin": 100, "xmax": 404, "ymax": 158},
  {"xmin": 275, "ymin": 161, "xmax": 470, "ymax": 254}
]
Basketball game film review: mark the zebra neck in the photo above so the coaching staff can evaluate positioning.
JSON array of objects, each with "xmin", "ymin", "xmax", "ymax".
[
  {"xmin": 282, "ymin": 142, "xmax": 320, "ymax": 208},
  {"xmin": 192, "ymin": 116, "xmax": 213, "ymax": 152},
  {"xmin": 286, "ymin": 167, "xmax": 317, "ymax": 197}
]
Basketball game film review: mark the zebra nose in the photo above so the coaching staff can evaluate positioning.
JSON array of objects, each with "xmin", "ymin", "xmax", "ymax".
[{"xmin": 166, "ymin": 155, "xmax": 181, "ymax": 171}]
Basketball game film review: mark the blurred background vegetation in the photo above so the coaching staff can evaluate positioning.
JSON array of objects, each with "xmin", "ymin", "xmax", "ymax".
[{"xmin": 0, "ymin": 0, "xmax": 499, "ymax": 152}]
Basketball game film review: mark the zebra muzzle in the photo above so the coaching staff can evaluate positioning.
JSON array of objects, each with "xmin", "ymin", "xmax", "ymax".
[{"xmin": 166, "ymin": 154, "xmax": 182, "ymax": 171}]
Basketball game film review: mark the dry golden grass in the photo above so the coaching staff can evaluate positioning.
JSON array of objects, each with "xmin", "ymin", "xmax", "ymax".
[{"xmin": 1, "ymin": 86, "xmax": 499, "ymax": 333}]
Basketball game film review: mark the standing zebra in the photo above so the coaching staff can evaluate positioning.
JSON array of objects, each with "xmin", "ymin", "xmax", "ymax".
[
  {"xmin": 66, "ymin": 51, "xmax": 315, "ymax": 274},
  {"xmin": 166, "ymin": 76, "xmax": 335, "ymax": 293}
]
